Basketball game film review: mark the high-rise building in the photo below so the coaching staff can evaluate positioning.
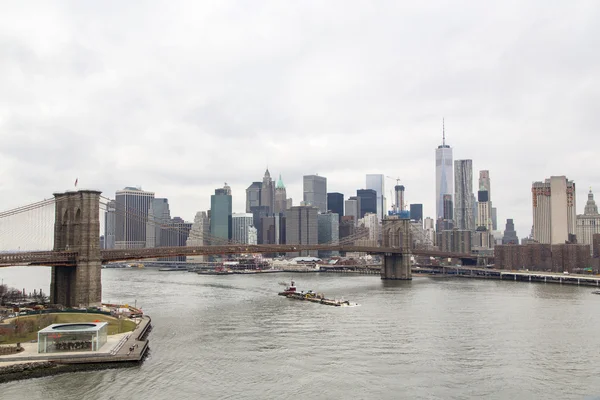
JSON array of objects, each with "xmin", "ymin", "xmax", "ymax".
[
  {"xmin": 357, "ymin": 189, "xmax": 377, "ymax": 218},
  {"xmin": 318, "ymin": 212, "xmax": 339, "ymax": 258},
  {"xmin": 395, "ymin": 185, "xmax": 405, "ymax": 212},
  {"xmin": 454, "ymin": 160, "xmax": 475, "ymax": 231},
  {"xmin": 409, "ymin": 204, "xmax": 423, "ymax": 222},
  {"xmin": 187, "ymin": 211, "xmax": 209, "ymax": 261},
  {"xmin": 145, "ymin": 198, "xmax": 171, "ymax": 248},
  {"xmin": 345, "ymin": 198, "xmax": 360, "ymax": 226},
  {"xmin": 359, "ymin": 213, "xmax": 380, "ymax": 245},
  {"xmin": 104, "ymin": 200, "xmax": 116, "ymax": 249},
  {"xmin": 232, "ymin": 213, "xmax": 255, "ymax": 244},
  {"xmin": 502, "ymin": 219, "xmax": 519, "ymax": 244},
  {"xmin": 261, "ymin": 214, "xmax": 282, "ymax": 244},
  {"xmin": 477, "ymin": 189, "xmax": 493, "ymax": 232},
  {"xmin": 285, "ymin": 205, "xmax": 319, "ymax": 257},
  {"xmin": 435, "ymin": 120, "xmax": 453, "ymax": 220},
  {"xmin": 532, "ymin": 176, "xmax": 576, "ymax": 244},
  {"xmin": 366, "ymin": 174, "xmax": 385, "ymax": 220},
  {"xmin": 327, "ymin": 193, "xmax": 344, "ymax": 221},
  {"xmin": 492, "ymin": 207, "xmax": 498, "ymax": 230},
  {"xmin": 274, "ymin": 175, "xmax": 288, "ymax": 214},
  {"xmin": 160, "ymin": 216, "xmax": 192, "ymax": 261},
  {"xmin": 245, "ymin": 182, "xmax": 262, "ymax": 213},
  {"xmin": 260, "ymin": 169, "xmax": 275, "ymax": 214},
  {"xmin": 576, "ymin": 189, "xmax": 600, "ymax": 254},
  {"xmin": 115, "ymin": 187, "xmax": 155, "ymax": 249},
  {"xmin": 303, "ymin": 175, "xmax": 327, "ymax": 213},
  {"xmin": 250, "ymin": 205, "xmax": 270, "ymax": 244},
  {"xmin": 210, "ymin": 185, "xmax": 232, "ymax": 243}
]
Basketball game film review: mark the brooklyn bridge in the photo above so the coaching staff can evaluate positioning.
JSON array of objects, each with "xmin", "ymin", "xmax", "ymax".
[{"xmin": 0, "ymin": 190, "xmax": 479, "ymax": 307}]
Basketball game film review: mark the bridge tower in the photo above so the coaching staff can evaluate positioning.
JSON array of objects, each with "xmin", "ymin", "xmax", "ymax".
[
  {"xmin": 381, "ymin": 215, "xmax": 412, "ymax": 280},
  {"xmin": 51, "ymin": 190, "xmax": 102, "ymax": 307}
]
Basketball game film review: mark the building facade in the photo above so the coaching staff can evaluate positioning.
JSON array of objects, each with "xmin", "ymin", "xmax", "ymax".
[
  {"xmin": 435, "ymin": 125, "xmax": 453, "ymax": 220},
  {"xmin": 186, "ymin": 211, "xmax": 209, "ymax": 261},
  {"xmin": 366, "ymin": 174, "xmax": 385, "ymax": 220},
  {"xmin": 502, "ymin": 218, "xmax": 519, "ymax": 244},
  {"xmin": 454, "ymin": 160, "xmax": 474, "ymax": 231},
  {"xmin": 232, "ymin": 213, "xmax": 255, "ymax": 244},
  {"xmin": 115, "ymin": 187, "xmax": 155, "ymax": 249},
  {"xmin": 303, "ymin": 175, "xmax": 327, "ymax": 213},
  {"xmin": 345, "ymin": 198, "xmax": 360, "ymax": 226},
  {"xmin": 210, "ymin": 186, "xmax": 233, "ymax": 243},
  {"xmin": 576, "ymin": 189, "xmax": 600, "ymax": 254},
  {"xmin": 532, "ymin": 176, "xmax": 576, "ymax": 244},
  {"xmin": 260, "ymin": 169, "xmax": 275, "ymax": 214},
  {"xmin": 327, "ymin": 192, "xmax": 344, "ymax": 221},
  {"xmin": 145, "ymin": 198, "xmax": 171, "ymax": 248},
  {"xmin": 245, "ymin": 182, "xmax": 262, "ymax": 213},
  {"xmin": 285, "ymin": 205, "xmax": 319, "ymax": 257},
  {"xmin": 274, "ymin": 175, "xmax": 288, "ymax": 214},
  {"xmin": 395, "ymin": 185, "xmax": 405, "ymax": 212},
  {"xmin": 318, "ymin": 212, "xmax": 339, "ymax": 258},
  {"xmin": 357, "ymin": 189, "xmax": 377, "ymax": 218},
  {"xmin": 104, "ymin": 200, "xmax": 116, "ymax": 249},
  {"xmin": 409, "ymin": 203, "xmax": 423, "ymax": 223}
]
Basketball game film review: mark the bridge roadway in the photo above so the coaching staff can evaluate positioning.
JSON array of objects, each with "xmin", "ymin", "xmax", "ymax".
[{"xmin": 0, "ymin": 245, "xmax": 478, "ymax": 267}]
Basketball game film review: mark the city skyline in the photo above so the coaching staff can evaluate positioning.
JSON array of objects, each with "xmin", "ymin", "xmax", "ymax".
[{"xmin": 1, "ymin": 2, "xmax": 599, "ymax": 242}]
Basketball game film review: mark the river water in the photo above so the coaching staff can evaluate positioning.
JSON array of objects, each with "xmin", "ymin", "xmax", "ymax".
[{"xmin": 1, "ymin": 267, "xmax": 600, "ymax": 399}]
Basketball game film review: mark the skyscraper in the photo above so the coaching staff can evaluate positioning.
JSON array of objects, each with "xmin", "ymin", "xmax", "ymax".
[
  {"xmin": 145, "ymin": 198, "xmax": 171, "ymax": 248},
  {"xmin": 366, "ymin": 174, "xmax": 385, "ymax": 220},
  {"xmin": 210, "ymin": 185, "xmax": 233, "ymax": 243},
  {"xmin": 187, "ymin": 211, "xmax": 209, "ymax": 261},
  {"xmin": 232, "ymin": 213, "xmax": 255, "ymax": 244},
  {"xmin": 327, "ymin": 192, "xmax": 344, "ymax": 221},
  {"xmin": 454, "ymin": 160, "xmax": 474, "ymax": 231},
  {"xmin": 576, "ymin": 189, "xmax": 600, "ymax": 253},
  {"xmin": 409, "ymin": 204, "xmax": 423, "ymax": 222},
  {"xmin": 285, "ymin": 205, "xmax": 319, "ymax": 257},
  {"xmin": 245, "ymin": 182, "xmax": 262, "ymax": 213},
  {"xmin": 274, "ymin": 174, "xmax": 287, "ymax": 214},
  {"xmin": 115, "ymin": 187, "xmax": 155, "ymax": 249},
  {"xmin": 357, "ymin": 189, "xmax": 377, "ymax": 218},
  {"xmin": 345, "ymin": 198, "xmax": 360, "ymax": 226},
  {"xmin": 435, "ymin": 120, "xmax": 453, "ymax": 220},
  {"xmin": 104, "ymin": 200, "xmax": 116, "ymax": 249},
  {"xmin": 502, "ymin": 219, "xmax": 519, "ymax": 244},
  {"xmin": 395, "ymin": 185, "xmax": 405, "ymax": 212},
  {"xmin": 532, "ymin": 176, "xmax": 576, "ymax": 244},
  {"xmin": 318, "ymin": 212, "xmax": 339, "ymax": 258},
  {"xmin": 260, "ymin": 168, "xmax": 275, "ymax": 214},
  {"xmin": 303, "ymin": 175, "xmax": 327, "ymax": 213}
]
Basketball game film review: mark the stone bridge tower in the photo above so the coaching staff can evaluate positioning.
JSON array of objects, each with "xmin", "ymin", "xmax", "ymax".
[
  {"xmin": 381, "ymin": 216, "xmax": 412, "ymax": 280},
  {"xmin": 51, "ymin": 190, "xmax": 102, "ymax": 307}
]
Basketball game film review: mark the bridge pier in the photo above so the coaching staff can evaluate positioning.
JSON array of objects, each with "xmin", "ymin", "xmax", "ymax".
[
  {"xmin": 381, "ymin": 217, "xmax": 412, "ymax": 280},
  {"xmin": 381, "ymin": 253, "xmax": 411, "ymax": 280},
  {"xmin": 51, "ymin": 190, "xmax": 102, "ymax": 307}
]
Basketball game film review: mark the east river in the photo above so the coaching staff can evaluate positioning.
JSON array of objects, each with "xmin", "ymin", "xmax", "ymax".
[{"xmin": 1, "ymin": 267, "xmax": 600, "ymax": 399}]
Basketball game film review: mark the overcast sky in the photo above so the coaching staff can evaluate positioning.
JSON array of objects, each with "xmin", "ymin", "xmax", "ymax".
[{"xmin": 1, "ymin": 1, "xmax": 599, "ymax": 244}]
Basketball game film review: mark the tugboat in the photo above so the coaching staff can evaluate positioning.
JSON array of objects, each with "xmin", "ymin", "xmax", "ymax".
[{"xmin": 278, "ymin": 280, "xmax": 357, "ymax": 307}]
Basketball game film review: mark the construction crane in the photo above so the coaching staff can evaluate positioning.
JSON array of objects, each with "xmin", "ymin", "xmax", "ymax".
[{"xmin": 385, "ymin": 176, "xmax": 401, "ymax": 185}]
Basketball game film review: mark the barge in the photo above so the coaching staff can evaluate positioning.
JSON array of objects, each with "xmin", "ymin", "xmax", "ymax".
[{"xmin": 278, "ymin": 280, "xmax": 357, "ymax": 307}]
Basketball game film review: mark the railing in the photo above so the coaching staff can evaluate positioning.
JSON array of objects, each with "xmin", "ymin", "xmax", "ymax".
[
  {"xmin": 0, "ymin": 246, "xmax": 479, "ymax": 267},
  {"xmin": 0, "ymin": 250, "xmax": 78, "ymax": 267}
]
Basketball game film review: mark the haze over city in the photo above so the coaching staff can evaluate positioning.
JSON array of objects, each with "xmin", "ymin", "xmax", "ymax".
[{"xmin": 1, "ymin": 1, "xmax": 600, "ymax": 240}]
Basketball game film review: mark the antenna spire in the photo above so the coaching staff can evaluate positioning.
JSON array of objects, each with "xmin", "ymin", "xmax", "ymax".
[{"xmin": 442, "ymin": 118, "xmax": 445, "ymax": 146}]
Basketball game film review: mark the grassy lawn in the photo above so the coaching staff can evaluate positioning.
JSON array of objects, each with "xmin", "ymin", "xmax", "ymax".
[{"xmin": 0, "ymin": 313, "xmax": 137, "ymax": 345}]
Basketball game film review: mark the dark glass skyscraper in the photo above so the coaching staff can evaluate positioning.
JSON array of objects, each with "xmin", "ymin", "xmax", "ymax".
[
  {"xmin": 409, "ymin": 204, "xmax": 423, "ymax": 222},
  {"xmin": 210, "ymin": 186, "xmax": 232, "ymax": 243},
  {"xmin": 357, "ymin": 189, "xmax": 377, "ymax": 218},
  {"xmin": 327, "ymin": 193, "xmax": 344, "ymax": 221}
]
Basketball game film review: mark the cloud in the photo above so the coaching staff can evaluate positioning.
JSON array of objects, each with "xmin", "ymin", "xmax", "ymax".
[{"xmin": 0, "ymin": 0, "xmax": 599, "ymax": 246}]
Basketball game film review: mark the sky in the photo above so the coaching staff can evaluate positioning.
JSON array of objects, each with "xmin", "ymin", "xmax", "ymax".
[{"xmin": 1, "ymin": 0, "xmax": 599, "ymax": 245}]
